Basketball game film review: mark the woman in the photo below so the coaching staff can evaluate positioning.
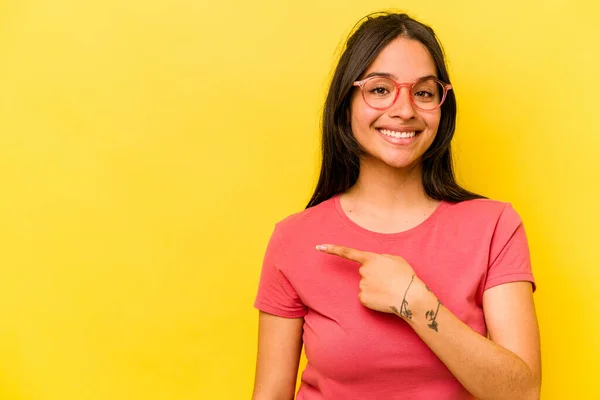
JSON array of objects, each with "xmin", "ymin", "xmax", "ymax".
[{"xmin": 252, "ymin": 12, "xmax": 541, "ymax": 400}]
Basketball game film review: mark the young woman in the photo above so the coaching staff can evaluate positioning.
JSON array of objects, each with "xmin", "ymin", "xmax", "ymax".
[{"xmin": 252, "ymin": 12, "xmax": 541, "ymax": 400}]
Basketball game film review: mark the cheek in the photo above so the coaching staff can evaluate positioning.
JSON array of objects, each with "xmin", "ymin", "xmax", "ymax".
[
  {"xmin": 350, "ymin": 101, "xmax": 380, "ymax": 134},
  {"xmin": 422, "ymin": 110, "xmax": 441, "ymax": 135}
]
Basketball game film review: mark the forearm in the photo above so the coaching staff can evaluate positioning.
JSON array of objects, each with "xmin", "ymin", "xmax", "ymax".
[{"xmin": 395, "ymin": 280, "xmax": 540, "ymax": 400}]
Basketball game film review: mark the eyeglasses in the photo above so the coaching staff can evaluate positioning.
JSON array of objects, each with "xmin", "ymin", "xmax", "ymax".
[{"xmin": 353, "ymin": 76, "xmax": 452, "ymax": 111}]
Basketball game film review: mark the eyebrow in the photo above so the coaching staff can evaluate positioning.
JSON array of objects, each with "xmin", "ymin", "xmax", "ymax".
[{"xmin": 362, "ymin": 72, "xmax": 438, "ymax": 81}]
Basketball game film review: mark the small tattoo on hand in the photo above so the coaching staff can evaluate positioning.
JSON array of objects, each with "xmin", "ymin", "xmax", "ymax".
[
  {"xmin": 390, "ymin": 274, "xmax": 415, "ymax": 320},
  {"xmin": 425, "ymin": 300, "xmax": 442, "ymax": 332}
]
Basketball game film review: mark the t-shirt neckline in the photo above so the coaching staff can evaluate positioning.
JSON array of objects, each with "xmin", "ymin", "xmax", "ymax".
[{"xmin": 331, "ymin": 193, "xmax": 449, "ymax": 240}]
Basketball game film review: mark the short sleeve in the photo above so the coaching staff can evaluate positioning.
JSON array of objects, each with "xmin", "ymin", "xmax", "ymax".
[
  {"xmin": 484, "ymin": 204, "xmax": 536, "ymax": 292},
  {"xmin": 254, "ymin": 225, "xmax": 308, "ymax": 318}
]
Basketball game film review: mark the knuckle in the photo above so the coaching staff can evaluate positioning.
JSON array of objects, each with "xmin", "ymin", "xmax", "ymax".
[{"xmin": 358, "ymin": 292, "xmax": 366, "ymax": 304}]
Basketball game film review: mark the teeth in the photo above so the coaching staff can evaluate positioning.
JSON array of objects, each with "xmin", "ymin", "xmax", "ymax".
[{"xmin": 379, "ymin": 129, "xmax": 416, "ymax": 138}]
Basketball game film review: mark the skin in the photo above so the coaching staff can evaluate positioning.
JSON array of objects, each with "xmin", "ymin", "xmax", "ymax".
[{"xmin": 252, "ymin": 37, "xmax": 541, "ymax": 400}]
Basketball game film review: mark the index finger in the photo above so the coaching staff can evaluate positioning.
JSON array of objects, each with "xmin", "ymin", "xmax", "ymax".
[{"xmin": 316, "ymin": 244, "xmax": 373, "ymax": 264}]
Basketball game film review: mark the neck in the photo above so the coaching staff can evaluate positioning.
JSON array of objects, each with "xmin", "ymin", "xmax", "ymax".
[{"xmin": 345, "ymin": 158, "xmax": 433, "ymax": 212}]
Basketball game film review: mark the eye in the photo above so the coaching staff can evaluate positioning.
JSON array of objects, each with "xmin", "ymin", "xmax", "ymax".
[
  {"xmin": 414, "ymin": 90, "xmax": 434, "ymax": 98},
  {"xmin": 363, "ymin": 77, "xmax": 395, "ymax": 97},
  {"xmin": 412, "ymin": 78, "xmax": 442, "ymax": 102},
  {"xmin": 369, "ymin": 86, "xmax": 390, "ymax": 96}
]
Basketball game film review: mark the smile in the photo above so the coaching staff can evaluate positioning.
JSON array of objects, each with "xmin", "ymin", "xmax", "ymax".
[{"xmin": 378, "ymin": 129, "xmax": 417, "ymax": 138}]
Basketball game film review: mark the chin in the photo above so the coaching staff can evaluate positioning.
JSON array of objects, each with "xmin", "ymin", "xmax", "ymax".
[{"xmin": 380, "ymin": 157, "xmax": 419, "ymax": 170}]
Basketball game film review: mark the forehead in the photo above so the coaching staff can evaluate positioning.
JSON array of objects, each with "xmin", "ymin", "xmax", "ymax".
[{"xmin": 362, "ymin": 36, "xmax": 437, "ymax": 81}]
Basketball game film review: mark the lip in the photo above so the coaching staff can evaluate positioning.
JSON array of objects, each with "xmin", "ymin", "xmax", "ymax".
[{"xmin": 376, "ymin": 127, "xmax": 421, "ymax": 146}]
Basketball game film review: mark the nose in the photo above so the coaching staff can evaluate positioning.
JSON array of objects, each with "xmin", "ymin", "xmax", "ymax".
[{"xmin": 388, "ymin": 86, "xmax": 416, "ymax": 120}]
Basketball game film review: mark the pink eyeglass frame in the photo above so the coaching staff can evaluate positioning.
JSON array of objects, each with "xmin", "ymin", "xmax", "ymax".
[{"xmin": 352, "ymin": 76, "xmax": 453, "ymax": 111}]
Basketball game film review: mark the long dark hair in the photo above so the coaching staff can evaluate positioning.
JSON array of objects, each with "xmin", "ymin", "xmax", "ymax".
[{"xmin": 306, "ymin": 12, "xmax": 484, "ymax": 209}]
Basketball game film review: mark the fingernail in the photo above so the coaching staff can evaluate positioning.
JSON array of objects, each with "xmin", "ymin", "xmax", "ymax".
[{"xmin": 316, "ymin": 245, "xmax": 326, "ymax": 251}]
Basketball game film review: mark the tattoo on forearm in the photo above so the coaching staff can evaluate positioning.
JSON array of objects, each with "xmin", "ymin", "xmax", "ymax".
[
  {"xmin": 390, "ymin": 278, "xmax": 442, "ymax": 332},
  {"xmin": 425, "ymin": 300, "xmax": 442, "ymax": 332},
  {"xmin": 390, "ymin": 274, "xmax": 415, "ymax": 319}
]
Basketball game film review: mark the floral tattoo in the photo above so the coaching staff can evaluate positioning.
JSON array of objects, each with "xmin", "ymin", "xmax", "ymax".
[{"xmin": 390, "ymin": 274, "xmax": 415, "ymax": 320}]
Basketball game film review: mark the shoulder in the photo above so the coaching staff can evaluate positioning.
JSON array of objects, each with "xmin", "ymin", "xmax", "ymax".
[
  {"xmin": 442, "ymin": 198, "xmax": 522, "ymax": 225},
  {"xmin": 442, "ymin": 199, "xmax": 523, "ymax": 235},
  {"xmin": 270, "ymin": 196, "xmax": 337, "ymax": 241}
]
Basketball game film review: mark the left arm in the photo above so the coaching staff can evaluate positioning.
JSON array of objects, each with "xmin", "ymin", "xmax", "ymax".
[
  {"xmin": 316, "ymin": 245, "xmax": 541, "ymax": 400},
  {"xmin": 399, "ymin": 277, "xmax": 541, "ymax": 400}
]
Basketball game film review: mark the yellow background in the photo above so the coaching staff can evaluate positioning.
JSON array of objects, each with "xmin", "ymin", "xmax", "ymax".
[{"xmin": 1, "ymin": 0, "xmax": 598, "ymax": 399}]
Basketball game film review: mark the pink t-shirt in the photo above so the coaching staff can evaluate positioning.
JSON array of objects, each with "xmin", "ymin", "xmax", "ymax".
[{"xmin": 254, "ymin": 195, "xmax": 535, "ymax": 399}]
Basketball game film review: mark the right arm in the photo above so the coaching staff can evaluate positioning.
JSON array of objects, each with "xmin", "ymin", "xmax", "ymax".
[{"xmin": 252, "ymin": 311, "xmax": 304, "ymax": 400}]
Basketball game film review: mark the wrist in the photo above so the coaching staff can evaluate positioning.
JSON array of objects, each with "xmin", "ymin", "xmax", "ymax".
[
  {"xmin": 392, "ymin": 276, "xmax": 439, "ymax": 324},
  {"xmin": 409, "ymin": 279, "xmax": 442, "ymax": 331},
  {"xmin": 413, "ymin": 278, "xmax": 438, "ymax": 308}
]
